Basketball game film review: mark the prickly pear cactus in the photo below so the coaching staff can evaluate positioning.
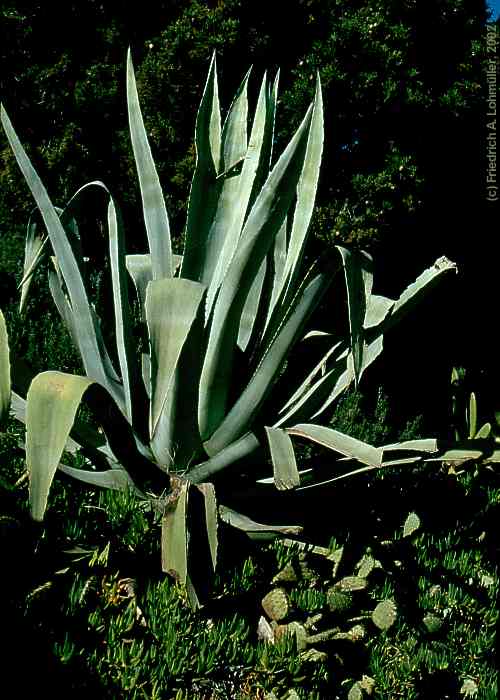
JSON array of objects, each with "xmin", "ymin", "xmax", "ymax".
[
  {"xmin": 326, "ymin": 587, "xmax": 353, "ymax": 614},
  {"xmin": 372, "ymin": 599, "xmax": 397, "ymax": 630},
  {"xmin": 262, "ymin": 587, "xmax": 291, "ymax": 621}
]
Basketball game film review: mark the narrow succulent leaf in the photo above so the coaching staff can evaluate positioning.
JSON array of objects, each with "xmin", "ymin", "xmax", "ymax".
[
  {"xmin": 181, "ymin": 53, "xmax": 222, "ymax": 281},
  {"xmin": 199, "ymin": 102, "xmax": 314, "ymax": 438},
  {"xmin": 58, "ymin": 463, "xmax": 135, "ymax": 492},
  {"xmin": 188, "ymin": 432, "xmax": 260, "ymax": 482},
  {"xmin": 141, "ymin": 353, "xmax": 151, "ymax": 398},
  {"xmin": 161, "ymin": 478, "xmax": 189, "ymax": 585},
  {"xmin": 219, "ymin": 505, "xmax": 302, "ymax": 539},
  {"xmin": 26, "ymin": 371, "xmax": 94, "ymax": 520},
  {"xmin": 0, "ymin": 108, "xmax": 124, "ymax": 408},
  {"xmin": 237, "ymin": 257, "xmax": 266, "ymax": 351},
  {"xmin": 475, "ymin": 422, "xmax": 491, "ymax": 439},
  {"xmin": 468, "ymin": 392, "xmax": 477, "ymax": 439},
  {"xmin": 280, "ymin": 75, "xmax": 324, "ymax": 305},
  {"xmin": 206, "ymin": 266, "xmax": 335, "ymax": 454},
  {"xmin": 337, "ymin": 246, "xmax": 373, "ymax": 387},
  {"xmin": 206, "ymin": 71, "xmax": 269, "ymax": 314},
  {"xmin": 145, "ymin": 279, "xmax": 205, "ymax": 441},
  {"xmin": 267, "ymin": 217, "xmax": 288, "ymax": 319},
  {"xmin": 287, "ymin": 423, "xmax": 382, "ymax": 467},
  {"xmin": 0, "ymin": 309, "xmax": 11, "ymax": 425},
  {"xmin": 196, "ymin": 483, "xmax": 218, "ymax": 571},
  {"xmin": 265, "ymin": 426, "xmax": 300, "ymax": 490},
  {"xmin": 296, "ymin": 463, "xmax": 380, "ymax": 491},
  {"xmin": 125, "ymin": 254, "xmax": 152, "ymax": 318},
  {"xmin": 127, "ymin": 49, "xmax": 172, "ymax": 279}
]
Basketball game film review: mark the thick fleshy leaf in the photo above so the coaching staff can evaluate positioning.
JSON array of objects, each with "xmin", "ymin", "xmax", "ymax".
[
  {"xmin": 278, "ymin": 75, "xmax": 324, "ymax": 309},
  {"xmin": 0, "ymin": 309, "xmax": 10, "ymax": 425},
  {"xmin": 125, "ymin": 254, "xmax": 152, "ymax": 319},
  {"xmin": 206, "ymin": 266, "xmax": 335, "ymax": 454},
  {"xmin": 145, "ymin": 279, "xmax": 205, "ymax": 463},
  {"xmin": 26, "ymin": 371, "xmax": 94, "ymax": 520},
  {"xmin": 287, "ymin": 423, "xmax": 382, "ymax": 467},
  {"xmin": 161, "ymin": 477, "xmax": 189, "ymax": 584},
  {"xmin": 219, "ymin": 505, "xmax": 302, "ymax": 540},
  {"xmin": 188, "ymin": 431, "xmax": 260, "ymax": 483},
  {"xmin": 364, "ymin": 294, "xmax": 394, "ymax": 329},
  {"xmin": 237, "ymin": 256, "xmax": 267, "ymax": 352},
  {"xmin": 206, "ymin": 71, "xmax": 269, "ymax": 314},
  {"xmin": 196, "ymin": 482, "xmax": 218, "ymax": 571},
  {"xmin": 181, "ymin": 53, "xmax": 222, "ymax": 282},
  {"xmin": 58, "ymin": 463, "xmax": 135, "ymax": 492},
  {"xmin": 201, "ymin": 68, "xmax": 250, "ymax": 294},
  {"xmin": 127, "ymin": 50, "xmax": 172, "ymax": 279},
  {"xmin": 265, "ymin": 426, "xmax": 300, "ymax": 490}
]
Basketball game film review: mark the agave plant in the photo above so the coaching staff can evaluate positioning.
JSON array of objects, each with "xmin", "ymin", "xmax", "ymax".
[{"xmin": 0, "ymin": 52, "xmax": 467, "ymax": 601}]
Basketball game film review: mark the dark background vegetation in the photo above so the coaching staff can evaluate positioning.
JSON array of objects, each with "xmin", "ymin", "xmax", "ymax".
[{"xmin": 0, "ymin": 0, "xmax": 497, "ymax": 432}]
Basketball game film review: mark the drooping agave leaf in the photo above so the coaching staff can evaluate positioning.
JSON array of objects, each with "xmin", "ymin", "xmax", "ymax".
[
  {"xmin": 196, "ymin": 482, "xmax": 218, "ymax": 571},
  {"xmin": 181, "ymin": 52, "xmax": 222, "ymax": 282},
  {"xmin": 26, "ymin": 371, "xmax": 94, "ymax": 521},
  {"xmin": 375, "ymin": 256, "xmax": 457, "ymax": 335},
  {"xmin": 0, "ymin": 309, "xmax": 11, "ymax": 425},
  {"xmin": 145, "ymin": 278, "xmax": 205, "ymax": 463},
  {"xmin": 287, "ymin": 423, "xmax": 382, "ymax": 467},
  {"xmin": 161, "ymin": 477, "xmax": 189, "ymax": 585},
  {"xmin": 199, "ymin": 101, "xmax": 315, "ymax": 439},
  {"xmin": 58, "ymin": 463, "xmax": 136, "ymax": 492},
  {"xmin": 206, "ymin": 265, "xmax": 335, "ymax": 455},
  {"xmin": 127, "ymin": 49, "xmax": 172, "ymax": 280},
  {"xmin": 187, "ymin": 431, "xmax": 260, "ymax": 483},
  {"xmin": 337, "ymin": 246, "xmax": 373, "ymax": 387},
  {"xmin": 219, "ymin": 505, "xmax": 302, "ymax": 540},
  {"xmin": 0, "ymin": 107, "xmax": 125, "ymax": 409},
  {"xmin": 265, "ymin": 426, "xmax": 300, "ymax": 490}
]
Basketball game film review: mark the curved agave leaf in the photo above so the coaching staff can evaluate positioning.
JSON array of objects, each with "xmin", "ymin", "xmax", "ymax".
[
  {"xmin": 219, "ymin": 505, "xmax": 302, "ymax": 540},
  {"xmin": 18, "ymin": 213, "xmax": 48, "ymax": 314},
  {"xmin": 26, "ymin": 371, "xmax": 94, "ymax": 521},
  {"xmin": 127, "ymin": 49, "xmax": 172, "ymax": 280},
  {"xmin": 287, "ymin": 423, "xmax": 382, "ymax": 467},
  {"xmin": 187, "ymin": 431, "xmax": 260, "ymax": 483},
  {"xmin": 58, "ymin": 463, "xmax": 136, "ymax": 492},
  {"xmin": 0, "ymin": 108, "xmax": 125, "ymax": 409},
  {"xmin": 265, "ymin": 426, "xmax": 300, "ymax": 490},
  {"xmin": 181, "ymin": 52, "xmax": 222, "ymax": 282},
  {"xmin": 0, "ymin": 309, "xmax": 10, "ymax": 425},
  {"xmin": 364, "ymin": 294, "xmax": 394, "ymax": 329},
  {"xmin": 125, "ymin": 254, "xmax": 152, "ymax": 320}
]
